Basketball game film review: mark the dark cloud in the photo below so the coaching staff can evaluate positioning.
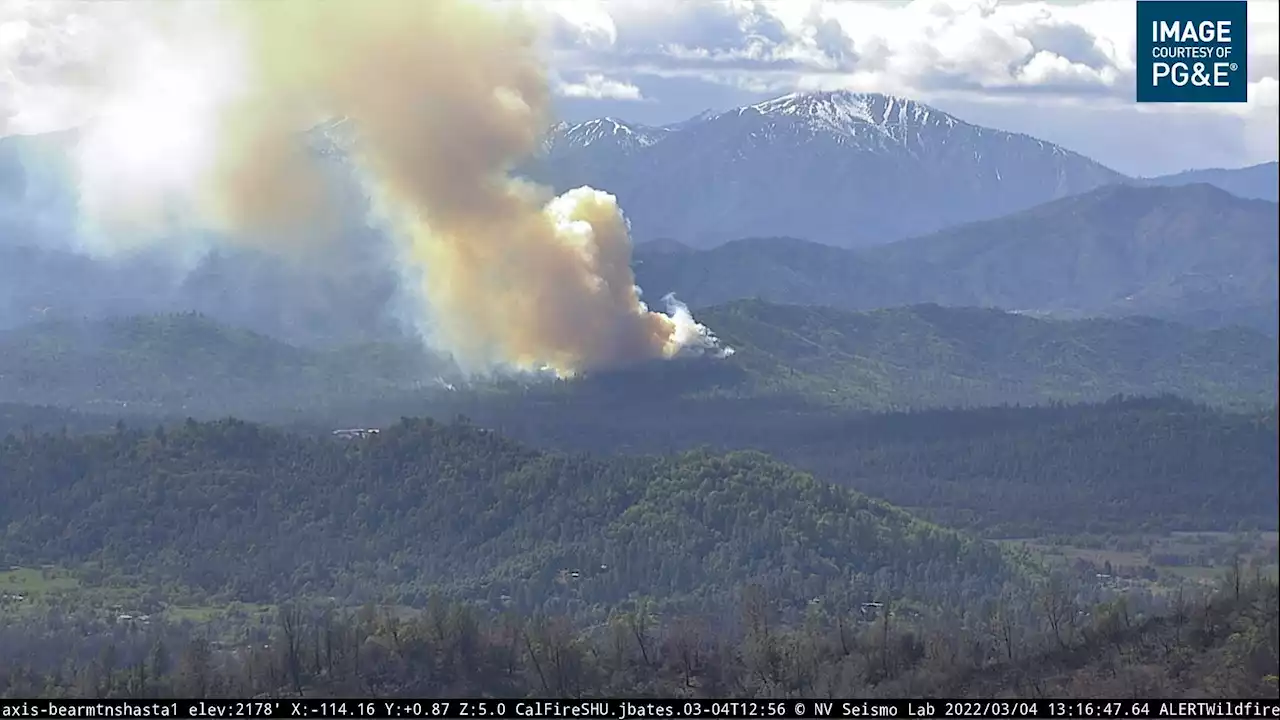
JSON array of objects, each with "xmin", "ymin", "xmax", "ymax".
[
  {"xmin": 549, "ymin": 0, "xmax": 1135, "ymax": 100},
  {"xmin": 811, "ymin": 14, "xmax": 858, "ymax": 66},
  {"xmin": 612, "ymin": 1, "xmax": 789, "ymax": 53},
  {"xmin": 559, "ymin": 1, "xmax": 855, "ymax": 78},
  {"xmin": 541, "ymin": 0, "xmax": 1276, "ymax": 175},
  {"xmin": 1021, "ymin": 21, "xmax": 1112, "ymax": 70}
]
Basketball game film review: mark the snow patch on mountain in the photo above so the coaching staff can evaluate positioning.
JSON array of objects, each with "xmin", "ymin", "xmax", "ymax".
[
  {"xmin": 520, "ymin": 90, "xmax": 1129, "ymax": 248},
  {"xmin": 742, "ymin": 91, "xmax": 947, "ymax": 137},
  {"xmin": 544, "ymin": 118, "xmax": 670, "ymax": 155}
]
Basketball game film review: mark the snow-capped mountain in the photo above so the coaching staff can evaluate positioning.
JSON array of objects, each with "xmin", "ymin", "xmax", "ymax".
[
  {"xmin": 544, "ymin": 117, "xmax": 670, "ymax": 154},
  {"xmin": 525, "ymin": 90, "xmax": 1127, "ymax": 248},
  {"xmin": 525, "ymin": 118, "xmax": 672, "ymax": 193}
]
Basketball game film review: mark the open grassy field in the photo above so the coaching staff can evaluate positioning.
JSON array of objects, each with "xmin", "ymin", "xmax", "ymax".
[
  {"xmin": 1, "ymin": 565, "xmax": 274, "ymax": 629},
  {"xmin": 1001, "ymin": 531, "xmax": 1279, "ymax": 592}
]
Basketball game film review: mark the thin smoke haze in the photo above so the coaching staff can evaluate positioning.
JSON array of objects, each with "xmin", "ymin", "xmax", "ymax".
[{"xmin": 3, "ymin": 0, "xmax": 728, "ymax": 375}]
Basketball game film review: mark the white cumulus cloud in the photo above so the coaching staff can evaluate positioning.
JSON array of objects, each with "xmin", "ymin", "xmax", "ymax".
[
  {"xmin": 556, "ymin": 72, "xmax": 646, "ymax": 100},
  {"xmin": 539, "ymin": 0, "xmax": 1278, "ymax": 174},
  {"xmin": 3, "ymin": 0, "xmax": 1276, "ymax": 174}
]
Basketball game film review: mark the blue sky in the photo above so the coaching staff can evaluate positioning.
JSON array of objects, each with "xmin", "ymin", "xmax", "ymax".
[
  {"xmin": 3, "ymin": 0, "xmax": 1276, "ymax": 177},
  {"xmin": 535, "ymin": 0, "xmax": 1279, "ymax": 176}
]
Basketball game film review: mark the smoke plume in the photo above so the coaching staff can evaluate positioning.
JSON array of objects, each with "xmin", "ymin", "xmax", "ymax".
[{"xmin": 6, "ymin": 0, "xmax": 726, "ymax": 375}]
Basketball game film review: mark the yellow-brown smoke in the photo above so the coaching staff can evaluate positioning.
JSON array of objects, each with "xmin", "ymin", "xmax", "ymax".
[{"xmin": 175, "ymin": 0, "xmax": 721, "ymax": 375}]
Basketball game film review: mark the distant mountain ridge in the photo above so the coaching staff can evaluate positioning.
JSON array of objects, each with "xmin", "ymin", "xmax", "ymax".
[
  {"xmin": 634, "ymin": 183, "xmax": 1279, "ymax": 334},
  {"xmin": 693, "ymin": 300, "xmax": 1277, "ymax": 410},
  {"xmin": 0, "ymin": 313, "xmax": 444, "ymax": 418},
  {"xmin": 3, "ymin": 92, "xmax": 1275, "ymax": 341},
  {"xmin": 525, "ymin": 90, "xmax": 1126, "ymax": 247},
  {"xmin": 1144, "ymin": 161, "xmax": 1278, "ymax": 202},
  {"xmin": 5, "ymin": 93, "xmax": 1273, "ymax": 258},
  {"xmin": 3, "ymin": 302, "xmax": 1274, "ymax": 420},
  {"xmin": 543, "ymin": 117, "xmax": 670, "ymax": 154}
]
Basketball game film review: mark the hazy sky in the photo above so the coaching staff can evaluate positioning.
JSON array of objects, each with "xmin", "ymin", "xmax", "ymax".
[
  {"xmin": 536, "ymin": 0, "xmax": 1279, "ymax": 176},
  {"xmin": 2, "ymin": 0, "xmax": 1277, "ymax": 177}
]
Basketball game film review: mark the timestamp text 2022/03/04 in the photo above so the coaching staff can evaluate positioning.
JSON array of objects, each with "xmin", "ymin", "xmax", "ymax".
[{"xmin": 1, "ymin": 699, "xmax": 1279, "ymax": 720}]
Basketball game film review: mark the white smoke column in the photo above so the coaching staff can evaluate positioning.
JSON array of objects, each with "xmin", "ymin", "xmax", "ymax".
[
  {"xmin": 68, "ymin": 2, "xmax": 246, "ymax": 252},
  {"xmin": 662, "ymin": 294, "xmax": 734, "ymax": 358},
  {"xmin": 208, "ymin": 0, "xmax": 726, "ymax": 375},
  {"xmin": 2, "ymin": 0, "xmax": 728, "ymax": 375}
]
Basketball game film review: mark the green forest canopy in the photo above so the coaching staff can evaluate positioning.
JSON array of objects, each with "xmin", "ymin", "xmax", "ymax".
[
  {"xmin": 0, "ymin": 417, "xmax": 1022, "ymax": 617},
  {"xmin": 2, "ymin": 302, "xmax": 1275, "ymax": 419}
]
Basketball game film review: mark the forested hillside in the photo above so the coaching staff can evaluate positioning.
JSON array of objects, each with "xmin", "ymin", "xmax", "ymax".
[
  {"xmin": 632, "ymin": 185, "xmax": 1280, "ymax": 335},
  {"xmin": 0, "ymin": 402, "xmax": 135, "ymax": 437},
  {"xmin": 2, "ymin": 1, "xmax": 1275, "ymax": 704},
  {"xmin": 0, "ymin": 418, "xmax": 1019, "ymax": 616},
  {"xmin": 5, "ymin": 397, "xmax": 1272, "ymax": 540},
  {"xmin": 2, "ymin": 304, "xmax": 1274, "ymax": 420},
  {"xmin": 0, "ymin": 313, "xmax": 443, "ymax": 417},
  {"xmin": 696, "ymin": 301, "xmax": 1276, "ymax": 409},
  {"xmin": 416, "ymin": 395, "xmax": 1278, "ymax": 538}
]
